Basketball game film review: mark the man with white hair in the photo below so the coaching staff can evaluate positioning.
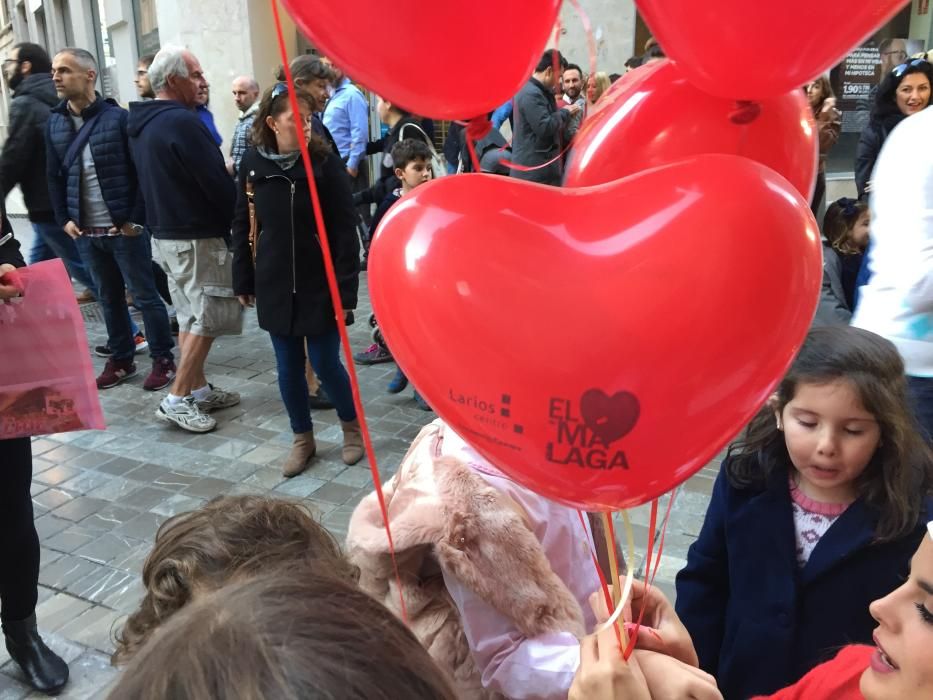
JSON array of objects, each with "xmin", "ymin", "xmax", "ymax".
[
  {"xmin": 127, "ymin": 45, "xmax": 241, "ymax": 433},
  {"xmin": 228, "ymin": 75, "xmax": 259, "ymax": 177}
]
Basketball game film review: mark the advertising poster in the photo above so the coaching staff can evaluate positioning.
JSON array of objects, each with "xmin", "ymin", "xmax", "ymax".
[{"xmin": 835, "ymin": 38, "xmax": 926, "ymax": 134}]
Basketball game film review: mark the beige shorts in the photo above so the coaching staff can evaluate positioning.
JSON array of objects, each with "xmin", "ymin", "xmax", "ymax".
[{"xmin": 151, "ymin": 237, "xmax": 243, "ymax": 338}]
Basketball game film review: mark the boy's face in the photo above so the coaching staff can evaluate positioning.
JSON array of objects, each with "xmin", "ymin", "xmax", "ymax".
[{"xmin": 395, "ymin": 157, "xmax": 432, "ymax": 190}]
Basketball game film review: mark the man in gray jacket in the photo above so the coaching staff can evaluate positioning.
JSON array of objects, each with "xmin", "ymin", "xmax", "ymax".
[{"xmin": 509, "ymin": 50, "xmax": 580, "ymax": 186}]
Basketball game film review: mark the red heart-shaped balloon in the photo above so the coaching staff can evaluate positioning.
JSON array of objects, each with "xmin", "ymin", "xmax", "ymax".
[
  {"xmin": 369, "ymin": 155, "xmax": 822, "ymax": 509},
  {"xmin": 635, "ymin": 0, "xmax": 905, "ymax": 100},
  {"xmin": 279, "ymin": 0, "xmax": 561, "ymax": 119},
  {"xmin": 565, "ymin": 60, "xmax": 818, "ymax": 200}
]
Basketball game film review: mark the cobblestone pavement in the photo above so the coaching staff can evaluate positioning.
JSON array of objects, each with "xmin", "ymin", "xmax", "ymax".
[{"xmin": 1, "ymin": 220, "xmax": 719, "ymax": 699}]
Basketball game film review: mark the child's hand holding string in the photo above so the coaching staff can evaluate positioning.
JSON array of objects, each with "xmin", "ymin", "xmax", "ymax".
[{"xmin": 589, "ymin": 579, "xmax": 699, "ymax": 667}]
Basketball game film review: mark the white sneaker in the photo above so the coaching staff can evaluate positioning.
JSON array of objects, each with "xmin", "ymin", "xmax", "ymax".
[
  {"xmin": 156, "ymin": 396, "xmax": 217, "ymax": 433},
  {"xmin": 195, "ymin": 384, "xmax": 241, "ymax": 412}
]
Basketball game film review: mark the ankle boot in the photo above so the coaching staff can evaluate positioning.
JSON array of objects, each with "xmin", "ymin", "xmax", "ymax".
[
  {"xmin": 2, "ymin": 614, "xmax": 69, "ymax": 694},
  {"xmin": 341, "ymin": 419, "xmax": 364, "ymax": 465},
  {"xmin": 283, "ymin": 431, "xmax": 316, "ymax": 477}
]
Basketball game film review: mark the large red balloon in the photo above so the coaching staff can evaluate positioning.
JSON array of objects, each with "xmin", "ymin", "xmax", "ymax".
[
  {"xmin": 279, "ymin": 0, "xmax": 561, "ymax": 119},
  {"xmin": 369, "ymin": 155, "xmax": 822, "ymax": 510},
  {"xmin": 635, "ymin": 0, "xmax": 906, "ymax": 100},
  {"xmin": 565, "ymin": 60, "xmax": 818, "ymax": 200}
]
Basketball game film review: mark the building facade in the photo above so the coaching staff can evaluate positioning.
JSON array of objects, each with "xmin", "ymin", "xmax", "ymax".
[{"xmin": 0, "ymin": 0, "xmax": 931, "ymax": 214}]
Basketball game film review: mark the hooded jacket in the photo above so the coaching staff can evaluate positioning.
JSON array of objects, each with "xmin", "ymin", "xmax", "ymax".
[
  {"xmin": 0, "ymin": 73, "xmax": 59, "ymax": 222},
  {"xmin": 126, "ymin": 99, "xmax": 235, "ymax": 240},
  {"xmin": 347, "ymin": 420, "xmax": 601, "ymax": 700}
]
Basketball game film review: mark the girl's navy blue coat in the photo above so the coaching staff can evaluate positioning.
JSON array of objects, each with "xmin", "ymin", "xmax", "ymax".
[{"xmin": 675, "ymin": 462, "xmax": 931, "ymax": 700}]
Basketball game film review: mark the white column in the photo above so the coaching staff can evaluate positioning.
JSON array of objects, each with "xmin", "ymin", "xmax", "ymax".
[{"xmin": 102, "ymin": 0, "xmax": 137, "ymax": 103}]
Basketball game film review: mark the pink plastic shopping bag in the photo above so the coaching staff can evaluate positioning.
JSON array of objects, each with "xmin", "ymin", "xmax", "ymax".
[{"xmin": 0, "ymin": 259, "xmax": 105, "ymax": 439}]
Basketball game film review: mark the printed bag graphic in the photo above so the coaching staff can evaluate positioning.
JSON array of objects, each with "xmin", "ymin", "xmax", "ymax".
[{"xmin": 0, "ymin": 260, "xmax": 105, "ymax": 439}]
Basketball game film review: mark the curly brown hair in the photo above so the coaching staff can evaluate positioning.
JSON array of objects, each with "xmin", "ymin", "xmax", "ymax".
[
  {"xmin": 111, "ymin": 495, "xmax": 357, "ymax": 665},
  {"xmin": 107, "ymin": 573, "xmax": 458, "ymax": 700}
]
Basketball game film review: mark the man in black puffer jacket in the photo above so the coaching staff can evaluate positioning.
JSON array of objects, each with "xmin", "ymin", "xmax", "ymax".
[
  {"xmin": 0, "ymin": 43, "xmax": 95, "ymax": 298},
  {"xmin": 47, "ymin": 48, "xmax": 176, "ymax": 395}
]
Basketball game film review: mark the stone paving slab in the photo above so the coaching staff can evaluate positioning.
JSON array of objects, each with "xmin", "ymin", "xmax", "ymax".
[{"xmin": 1, "ymin": 257, "xmax": 719, "ymax": 697}]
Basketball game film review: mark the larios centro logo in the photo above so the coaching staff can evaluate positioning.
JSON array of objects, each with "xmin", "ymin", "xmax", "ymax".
[
  {"xmin": 545, "ymin": 389, "xmax": 640, "ymax": 470},
  {"xmin": 448, "ymin": 390, "xmax": 524, "ymax": 433}
]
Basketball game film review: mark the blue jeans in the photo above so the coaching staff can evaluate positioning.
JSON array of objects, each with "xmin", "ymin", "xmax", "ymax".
[
  {"xmin": 30, "ymin": 221, "xmax": 96, "ymax": 291},
  {"xmin": 908, "ymin": 375, "xmax": 933, "ymax": 443},
  {"xmin": 269, "ymin": 329, "xmax": 356, "ymax": 433},
  {"xmin": 76, "ymin": 234, "xmax": 174, "ymax": 362}
]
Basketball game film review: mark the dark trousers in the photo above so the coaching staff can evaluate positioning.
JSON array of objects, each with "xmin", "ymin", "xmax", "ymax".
[
  {"xmin": 349, "ymin": 158, "xmax": 372, "ymax": 248},
  {"xmin": 810, "ymin": 170, "xmax": 826, "ymax": 219},
  {"xmin": 152, "ymin": 260, "xmax": 172, "ymax": 306},
  {"xmin": 908, "ymin": 375, "xmax": 933, "ymax": 443},
  {"xmin": 76, "ymin": 233, "xmax": 175, "ymax": 363},
  {"xmin": 30, "ymin": 221, "xmax": 96, "ymax": 291},
  {"xmin": 269, "ymin": 328, "xmax": 357, "ymax": 432},
  {"xmin": 0, "ymin": 438, "xmax": 40, "ymax": 622}
]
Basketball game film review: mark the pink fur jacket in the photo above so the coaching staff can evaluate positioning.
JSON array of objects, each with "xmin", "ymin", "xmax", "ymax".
[{"xmin": 346, "ymin": 420, "xmax": 592, "ymax": 699}]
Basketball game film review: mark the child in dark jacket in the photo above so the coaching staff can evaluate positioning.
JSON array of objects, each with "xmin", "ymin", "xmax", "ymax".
[
  {"xmin": 676, "ymin": 325, "xmax": 933, "ymax": 700},
  {"xmin": 368, "ymin": 138, "xmax": 434, "ymax": 410},
  {"xmin": 814, "ymin": 198, "xmax": 870, "ymax": 326}
]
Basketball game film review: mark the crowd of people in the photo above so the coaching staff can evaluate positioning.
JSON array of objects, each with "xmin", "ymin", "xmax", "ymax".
[{"xmin": 0, "ymin": 31, "xmax": 931, "ymax": 700}]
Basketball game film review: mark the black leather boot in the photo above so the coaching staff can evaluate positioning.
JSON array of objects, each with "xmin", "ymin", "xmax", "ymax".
[{"xmin": 2, "ymin": 614, "xmax": 69, "ymax": 695}]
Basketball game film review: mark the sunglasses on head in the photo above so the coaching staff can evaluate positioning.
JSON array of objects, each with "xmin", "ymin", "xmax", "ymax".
[
  {"xmin": 271, "ymin": 82, "xmax": 289, "ymax": 99},
  {"xmin": 892, "ymin": 58, "xmax": 928, "ymax": 78}
]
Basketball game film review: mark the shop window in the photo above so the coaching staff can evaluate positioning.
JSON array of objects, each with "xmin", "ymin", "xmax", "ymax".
[
  {"xmin": 133, "ymin": 0, "xmax": 160, "ymax": 57},
  {"xmin": 826, "ymin": 6, "xmax": 915, "ymax": 176}
]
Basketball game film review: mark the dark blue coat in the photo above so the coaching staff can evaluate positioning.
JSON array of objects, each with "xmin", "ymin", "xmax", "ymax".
[
  {"xmin": 675, "ymin": 464, "xmax": 931, "ymax": 700},
  {"xmin": 45, "ymin": 95, "xmax": 143, "ymax": 229},
  {"xmin": 127, "ymin": 100, "xmax": 235, "ymax": 241}
]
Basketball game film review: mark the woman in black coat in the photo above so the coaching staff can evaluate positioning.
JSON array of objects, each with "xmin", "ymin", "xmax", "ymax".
[
  {"xmin": 855, "ymin": 58, "xmax": 932, "ymax": 199},
  {"xmin": 232, "ymin": 83, "xmax": 361, "ymax": 478},
  {"xmin": 0, "ymin": 201, "xmax": 69, "ymax": 694}
]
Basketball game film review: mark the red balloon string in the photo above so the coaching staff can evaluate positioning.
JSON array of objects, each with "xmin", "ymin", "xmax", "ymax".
[
  {"xmin": 577, "ymin": 510, "xmax": 615, "ymax": 622},
  {"xmin": 567, "ymin": 0, "xmax": 598, "ymax": 79},
  {"xmin": 460, "ymin": 115, "xmax": 490, "ymax": 173},
  {"xmin": 490, "ymin": 0, "xmax": 597, "ymax": 177},
  {"xmin": 269, "ymin": 0, "xmax": 408, "ymax": 622},
  {"xmin": 622, "ymin": 489, "xmax": 678, "ymax": 658}
]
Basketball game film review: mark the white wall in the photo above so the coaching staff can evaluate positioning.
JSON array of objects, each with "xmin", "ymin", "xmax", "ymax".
[
  {"xmin": 551, "ymin": 0, "xmax": 637, "ymax": 75},
  {"xmin": 155, "ymin": 0, "xmax": 296, "ymax": 153}
]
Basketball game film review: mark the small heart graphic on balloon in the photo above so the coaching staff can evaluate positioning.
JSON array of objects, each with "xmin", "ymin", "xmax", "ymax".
[
  {"xmin": 580, "ymin": 390, "xmax": 640, "ymax": 447},
  {"xmin": 635, "ymin": 0, "xmax": 906, "ymax": 100},
  {"xmin": 369, "ymin": 154, "xmax": 822, "ymax": 509},
  {"xmin": 279, "ymin": 0, "xmax": 560, "ymax": 119},
  {"xmin": 565, "ymin": 60, "xmax": 817, "ymax": 199}
]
